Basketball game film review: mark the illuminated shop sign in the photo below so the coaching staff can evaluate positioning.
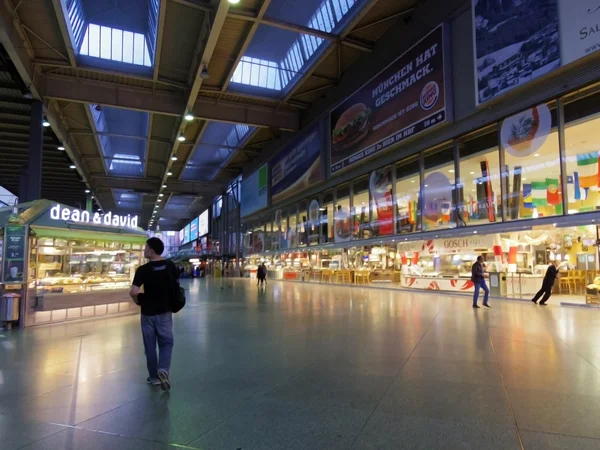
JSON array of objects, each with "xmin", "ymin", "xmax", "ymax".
[
  {"xmin": 397, "ymin": 235, "xmax": 494, "ymax": 254},
  {"xmin": 50, "ymin": 204, "xmax": 139, "ymax": 229}
]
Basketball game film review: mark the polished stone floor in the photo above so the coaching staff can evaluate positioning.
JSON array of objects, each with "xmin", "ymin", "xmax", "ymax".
[{"xmin": 2, "ymin": 278, "xmax": 600, "ymax": 449}]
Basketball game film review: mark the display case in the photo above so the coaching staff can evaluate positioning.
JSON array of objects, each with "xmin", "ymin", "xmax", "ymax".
[{"xmin": 33, "ymin": 237, "xmax": 142, "ymax": 296}]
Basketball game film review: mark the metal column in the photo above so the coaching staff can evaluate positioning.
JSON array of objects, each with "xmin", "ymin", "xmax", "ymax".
[{"xmin": 25, "ymin": 100, "xmax": 43, "ymax": 202}]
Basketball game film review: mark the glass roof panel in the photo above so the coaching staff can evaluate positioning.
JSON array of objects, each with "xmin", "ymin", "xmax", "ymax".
[
  {"xmin": 265, "ymin": 0, "xmax": 367, "ymax": 35},
  {"xmin": 182, "ymin": 122, "xmax": 254, "ymax": 181},
  {"xmin": 229, "ymin": 25, "xmax": 329, "ymax": 97},
  {"xmin": 113, "ymin": 189, "xmax": 143, "ymax": 210},
  {"xmin": 89, "ymin": 105, "xmax": 149, "ymax": 177}
]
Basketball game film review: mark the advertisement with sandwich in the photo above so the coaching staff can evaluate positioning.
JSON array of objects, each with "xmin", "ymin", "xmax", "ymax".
[
  {"xmin": 330, "ymin": 24, "xmax": 450, "ymax": 174},
  {"xmin": 271, "ymin": 122, "xmax": 324, "ymax": 204}
]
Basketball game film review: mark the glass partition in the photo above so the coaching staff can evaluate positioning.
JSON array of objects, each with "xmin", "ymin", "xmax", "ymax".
[
  {"xmin": 564, "ymin": 92, "xmax": 600, "ymax": 214},
  {"xmin": 370, "ymin": 166, "xmax": 394, "ymax": 237},
  {"xmin": 321, "ymin": 191, "xmax": 334, "ymax": 244},
  {"xmin": 503, "ymin": 103, "xmax": 561, "ymax": 220},
  {"xmin": 335, "ymin": 185, "xmax": 351, "ymax": 243},
  {"xmin": 395, "ymin": 157, "xmax": 420, "ymax": 234},
  {"xmin": 423, "ymin": 145, "xmax": 456, "ymax": 230},
  {"xmin": 352, "ymin": 177, "xmax": 370, "ymax": 240},
  {"xmin": 458, "ymin": 129, "xmax": 501, "ymax": 226}
]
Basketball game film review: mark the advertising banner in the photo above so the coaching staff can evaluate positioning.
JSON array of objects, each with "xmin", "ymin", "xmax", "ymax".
[
  {"xmin": 473, "ymin": 0, "xmax": 560, "ymax": 104},
  {"xmin": 271, "ymin": 122, "xmax": 323, "ymax": 203},
  {"xmin": 183, "ymin": 224, "xmax": 190, "ymax": 245},
  {"xmin": 329, "ymin": 24, "xmax": 449, "ymax": 174},
  {"xmin": 559, "ymin": 0, "xmax": 600, "ymax": 65},
  {"xmin": 198, "ymin": 209, "xmax": 209, "ymax": 237},
  {"xmin": 189, "ymin": 217, "xmax": 199, "ymax": 241},
  {"xmin": 241, "ymin": 165, "xmax": 268, "ymax": 218},
  {"xmin": 2, "ymin": 225, "xmax": 26, "ymax": 283}
]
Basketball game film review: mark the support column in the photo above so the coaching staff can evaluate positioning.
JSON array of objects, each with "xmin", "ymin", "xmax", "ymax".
[{"xmin": 25, "ymin": 100, "xmax": 43, "ymax": 202}]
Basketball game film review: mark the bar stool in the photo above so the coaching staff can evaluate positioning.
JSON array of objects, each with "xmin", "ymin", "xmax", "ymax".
[
  {"xmin": 392, "ymin": 271, "xmax": 402, "ymax": 284},
  {"xmin": 322, "ymin": 269, "xmax": 334, "ymax": 283}
]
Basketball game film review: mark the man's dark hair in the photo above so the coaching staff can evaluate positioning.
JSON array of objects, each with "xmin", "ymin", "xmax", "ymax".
[
  {"xmin": 146, "ymin": 237, "xmax": 164, "ymax": 256},
  {"xmin": 477, "ymin": 256, "xmax": 484, "ymax": 262}
]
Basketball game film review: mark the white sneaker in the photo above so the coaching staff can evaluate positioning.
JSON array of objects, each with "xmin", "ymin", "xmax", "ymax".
[
  {"xmin": 157, "ymin": 369, "xmax": 171, "ymax": 391},
  {"xmin": 146, "ymin": 377, "xmax": 161, "ymax": 386}
]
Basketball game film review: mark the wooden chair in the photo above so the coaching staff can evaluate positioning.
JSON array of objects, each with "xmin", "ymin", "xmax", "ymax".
[
  {"xmin": 559, "ymin": 271, "xmax": 572, "ymax": 294},
  {"xmin": 573, "ymin": 270, "xmax": 587, "ymax": 295},
  {"xmin": 392, "ymin": 271, "xmax": 402, "ymax": 284},
  {"xmin": 322, "ymin": 269, "xmax": 334, "ymax": 283},
  {"xmin": 336, "ymin": 270, "xmax": 351, "ymax": 284},
  {"xmin": 355, "ymin": 272, "xmax": 370, "ymax": 285}
]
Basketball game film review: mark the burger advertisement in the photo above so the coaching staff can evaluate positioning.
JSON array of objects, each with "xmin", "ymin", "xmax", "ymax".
[
  {"xmin": 271, "ymin": 122, "xmax": 324, "ymax": 204},
  {"xmin": 330, "ymin": 24, "xmax": 450, "ymax": 174}
]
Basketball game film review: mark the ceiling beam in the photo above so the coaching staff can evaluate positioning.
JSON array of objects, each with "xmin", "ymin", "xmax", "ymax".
[
  {"xmin": 49, "ymin": 0, "xmax": 77, "ymax": 66},
  {"xmin": 169, "ymin": 0, "xmax": 212, "ymax": 12},
  {"xmin": 282, "ymin": 0, "xmax": 381, "ymax": 103},
  {"xmin": 90, "ymin": 175, "xmax": 227, "ymax": 196},
  {"xmin": 221, "ymin": 0, "xmax": 272, "ymax": 94},
  {"xmin": 153, "ymin": 0, "xmax": 168, "ymax": 82},
  {"xmin": 228, "ymin": 10, "xmax": 373, "ymax": 52},
  {"xmin": 40, "ymin": 73, "xmax": 298, "ymax": 130},
  {"xmin": 0, "ymin": 0, "xmax": 104, "ymax": 211}
]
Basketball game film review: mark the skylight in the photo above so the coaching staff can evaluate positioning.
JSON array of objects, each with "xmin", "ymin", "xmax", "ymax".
[
  {"xmin": 229, "ymin": 0, "xmax": 362, "ymax": 93},
  {"xmin": 80, "ymin": 24, "xmax": 152, "ymax": 67},
  {"xmin": 109, "ymin": 154, "xmax": 143, "ymax": 172}
]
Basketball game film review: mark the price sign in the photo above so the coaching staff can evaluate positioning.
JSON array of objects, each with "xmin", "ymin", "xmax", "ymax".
[{"xmin": 3, "ymin": 225, "xmax": 26, "ymax": 283}]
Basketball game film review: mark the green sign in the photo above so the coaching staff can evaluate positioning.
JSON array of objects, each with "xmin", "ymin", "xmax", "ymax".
[{"xmin": 3, "ymin": 225, "xmax": 26, "ymax": 283}]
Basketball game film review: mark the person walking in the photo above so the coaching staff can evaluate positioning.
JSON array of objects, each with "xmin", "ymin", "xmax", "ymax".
[
  {"xmin": 531, "ymin": 260, "xmax": 559, "ymax": 306},
  {"xmin": 130, "ymin": 237, "xmax": 178, "ymax": 391},
  {"xmin": 257, "ymin": 263, "xmax": 267, "ymax": 287},
  {"xmin": 471, "ymin": 256, "xmax": 490, "ymax": 308}
]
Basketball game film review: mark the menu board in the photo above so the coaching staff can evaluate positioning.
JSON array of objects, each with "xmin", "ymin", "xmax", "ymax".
[
  {"xmin": 198, "ymin": 209, "xmax": 209, "ymax": 237},
  {"xmin": 330, "ymin": 25, "xmax": 449, "ymax": 174},
  {"xmin": 2, "ymin": 225, "xmax": 26, "ymax": 283},
  {"xmin": 183, "ymin": 224, "xmax": 191, "ymax": 244},
  {"xmin": 189, "ymin": 217, "xmax": 199, "ymax": 241}
]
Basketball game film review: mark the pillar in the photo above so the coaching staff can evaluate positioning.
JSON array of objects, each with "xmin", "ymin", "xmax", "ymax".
[{"xmin": 25, "ymin": 100, "xmax": 43, "ymax": 202}]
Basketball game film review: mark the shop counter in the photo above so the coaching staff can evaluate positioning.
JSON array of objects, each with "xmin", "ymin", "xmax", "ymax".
[
  {"xmin": 506, "ymin": 274, "xmax": 545, "ymax": 296},
  {"xmin": 401, "ymin": 275, "xmax": 475, "ymax": 292},
  {"xmin": 36, "ymin": 288, "xmax": 134, "ymax": 311}
]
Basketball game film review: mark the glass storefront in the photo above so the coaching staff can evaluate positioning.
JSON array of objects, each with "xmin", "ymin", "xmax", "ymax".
[{"xmin": 242, "ymin": 87, "xmax": 600, "ymax": 307}]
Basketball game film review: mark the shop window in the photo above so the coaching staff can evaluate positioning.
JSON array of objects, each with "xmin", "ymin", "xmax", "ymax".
[
  {"xmin": 564, "ymin": 92, "xmax": 600, "ymax": 215},
  {"xmin": 423, "ymin": 145, "xmax": 456, "ymax": 230},
  {"xmin": 352, "ymin": 177, "xmax": 370, "ymax": 240},
  {"xmin": 370, "ymin": 166, "xmax": 394, "ymax": 237},
  {"xmin": 502, "ymin": 103, "xmax": 561, "ymax": 220},
  {"xmin": 335, "ymin": 185, "xmax": 351, "ymax": 243},
  {"xmin": 395, "ymin": 158, "xmax": 420, "ymax": 234},
  {"xmin": 270, "ymin": 219, "xmax": 280, "ymax": 251},
  {"xmin": 321, "ymin": 191, "xmax": 334, "ymax": 244},
  {"xmin": 288, "ymin": 209, "xmax": 298, "ymax": 248},
  {"xmin": 298, "ymin": 201, "xmax": 308, "ymax": 247},
  {"xmin": 458, "ymin": 129, "xmax": 501, "ymax": 226}
]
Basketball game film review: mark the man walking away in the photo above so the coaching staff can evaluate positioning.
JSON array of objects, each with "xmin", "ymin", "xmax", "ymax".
[
  {"xmin": 130, "ymin": 237, "xmax": 178, "ymax": 391},
  {"xmin": 532, "ymin": 260, "xmax": 559, "ymax": 306},
  {"xmin": 257, "ymin": 263, "xmax": 267, "ymax": 287},
  {"xmin": 471, "ymin": 256, "xmax": 490, "ymax": 308}
]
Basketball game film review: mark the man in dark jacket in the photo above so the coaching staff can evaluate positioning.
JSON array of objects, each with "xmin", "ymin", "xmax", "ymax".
[
  {"xmin": 471, "ymin": 256, "xmax": 489, "ymax": 308},
  {"xmin": 531, "ymin": 261, "xmax": 559, "ymax": 305}
]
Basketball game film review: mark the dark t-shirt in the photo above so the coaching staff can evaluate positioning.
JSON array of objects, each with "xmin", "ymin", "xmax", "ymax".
[
  {"xmin": 544, "ymin": 265, "xmax": 558, "ymax": 285},
  {"xmin": 132, "ymin": 259, "xmax": 178, "ymax": 316}
]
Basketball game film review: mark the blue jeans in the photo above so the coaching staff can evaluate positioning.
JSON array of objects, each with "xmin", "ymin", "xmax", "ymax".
[
  {"xmin": 141, "ymin": 312, "xmax": 174, "ymax": 379},
  {"xmin": 473, "ymin": 280, "xmax": 489, "ymax": 306}
]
